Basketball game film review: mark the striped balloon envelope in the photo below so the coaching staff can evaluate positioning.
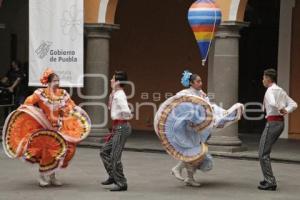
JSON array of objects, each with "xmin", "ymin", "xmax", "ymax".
[{"xmin": 188, "ymin": 0, "xmax": 222, "ymax": 66}]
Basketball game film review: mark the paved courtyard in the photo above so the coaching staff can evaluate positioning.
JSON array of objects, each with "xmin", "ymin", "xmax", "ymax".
[{"xmin": 0, "ymin": 146, "xmax": 299, "ymax": 200}]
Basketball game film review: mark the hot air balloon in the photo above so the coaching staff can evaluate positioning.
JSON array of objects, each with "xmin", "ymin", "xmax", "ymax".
[{"xmin": 188, "ymin": 0, "xmax": 222, "ymax": 66}]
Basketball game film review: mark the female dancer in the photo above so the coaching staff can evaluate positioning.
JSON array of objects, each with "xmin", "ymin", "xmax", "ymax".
[{"xmin": 2, "ymin": 68, "xmax": 91, "ymax": 187}]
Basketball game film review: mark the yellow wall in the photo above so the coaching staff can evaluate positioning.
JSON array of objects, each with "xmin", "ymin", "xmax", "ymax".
[
  {"xmin": 216, "ymin": 0, "xmax": 232, "ymax": 21},
  {"xmin": 216, "ymin": 0, "xmax": 247, "ymax": 21},
  {"xmin": 84, "ymin": 0, "xmax": 118, "ymax": 24},
  {"xmin": 84, "ymin": 0, "xmax": 100, "ymax": 23},
  {"xmin": 106, "ymin": 0, "xmax": 118, "ymax": 24},
  {"xmin": 237, "ymin": 0, "xmax": 248, "ymax": 21}
]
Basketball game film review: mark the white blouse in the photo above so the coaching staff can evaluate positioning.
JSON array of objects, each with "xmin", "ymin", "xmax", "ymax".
[{"xmin": 177, "ymin": 87, "xmax": 210, "ymax": 102}]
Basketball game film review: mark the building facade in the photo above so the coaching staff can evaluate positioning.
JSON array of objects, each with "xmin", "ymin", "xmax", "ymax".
[{"xmin": 0, "ymin": 0, "xmax": 299, "ymax": 141}]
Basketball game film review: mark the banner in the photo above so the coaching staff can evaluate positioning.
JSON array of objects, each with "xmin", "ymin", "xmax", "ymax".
[{"xmin": 29, "ymin": 0, "xmax": 84, "ymax": 87}]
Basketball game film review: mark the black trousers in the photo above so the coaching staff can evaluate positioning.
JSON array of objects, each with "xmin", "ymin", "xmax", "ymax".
[
  {"xmin": 259, "ymin": 121, "xmax": 284, "ymax": 185},
  {"xmin": 100, "ymin": 123, "xmax": 131, "ymax": 187}
]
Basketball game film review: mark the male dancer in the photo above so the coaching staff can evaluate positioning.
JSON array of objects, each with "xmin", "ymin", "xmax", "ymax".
[
  {"xmin": 258, "ymin": 69, "xmax": 297, "ymax": 191},
  {"xmin": 100, "ymin": 71, "xmax": 132, "ymax": 192}
]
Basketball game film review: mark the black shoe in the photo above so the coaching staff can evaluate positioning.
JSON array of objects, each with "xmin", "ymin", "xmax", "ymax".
[
  {"xmin": 258, "ymin": 183, "xmax": 277, "ymax": 191},
  {"xmin": 101, "ymin": 178, "xmax": 115, "ymax": 185},
  {"xmin": 259, "ymin": 180, "xmax": 267, "ymax": 186},
  {"xmin": 110, "ymin": 185, "xmax": 128, "ymax": 192}
]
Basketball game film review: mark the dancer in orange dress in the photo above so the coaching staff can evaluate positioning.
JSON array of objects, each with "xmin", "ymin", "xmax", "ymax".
[{"xmin": 2, "ymin": 68, "xmax": 91, "ymax": 187}]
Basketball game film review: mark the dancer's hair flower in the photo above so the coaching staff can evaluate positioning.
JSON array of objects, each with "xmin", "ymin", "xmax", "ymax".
[
  {"xmin": 181, "ymin": 70, "xmax": 192, "ymax": 88},
  {"xmin": 40, "ymin": 68, "xmax": 54, "ymax": 85}
]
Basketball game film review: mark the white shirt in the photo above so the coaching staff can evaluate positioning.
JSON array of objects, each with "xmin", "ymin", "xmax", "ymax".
[
  {"xmin": 177, "ymin": 87, "xmax": 210, "ymax": 102},
  {"xmin": 264, "ymin": 83, "xmax": 298, "ymax": 117},
  {"xmin": 110, "ymin": 90, "xmax": 132, "ymax": 120}
]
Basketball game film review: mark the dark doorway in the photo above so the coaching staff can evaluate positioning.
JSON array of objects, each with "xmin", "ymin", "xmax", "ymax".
[{"xmin": 238, "ymin": 0, "xmax": 280, "ymax": 134}]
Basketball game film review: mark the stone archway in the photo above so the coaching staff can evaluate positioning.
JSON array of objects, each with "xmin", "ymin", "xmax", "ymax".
[{"xmin": 84, "ymin": 0, "xmax": 248, "ymax": 24}]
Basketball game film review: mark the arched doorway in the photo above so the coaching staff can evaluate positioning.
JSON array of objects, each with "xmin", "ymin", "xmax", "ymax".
[
  {"xmin": 238, "ymin": 0, "xmax": 281, "ymax": 134},
  {"xmin": 109, "ymin": 0, "xmax": 209, "ymax": 131}
]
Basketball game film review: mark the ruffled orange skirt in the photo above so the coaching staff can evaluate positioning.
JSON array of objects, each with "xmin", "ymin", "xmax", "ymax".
[{"xmin": 2, "ymin": 105, "xmax": 90, "ymax": 174}]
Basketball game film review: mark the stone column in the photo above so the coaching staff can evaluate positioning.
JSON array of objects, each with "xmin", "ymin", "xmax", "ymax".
[
  {"xmin": 83, "ymin": 23, "xmax": 119, "ymax": 138},
  {"xmin": 277, "ymin": 0, "xmax": 295, "ymax": 139},
  {"xmin": 207, "ymin": 21, "xmax": 248, "ymax": 152}
]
